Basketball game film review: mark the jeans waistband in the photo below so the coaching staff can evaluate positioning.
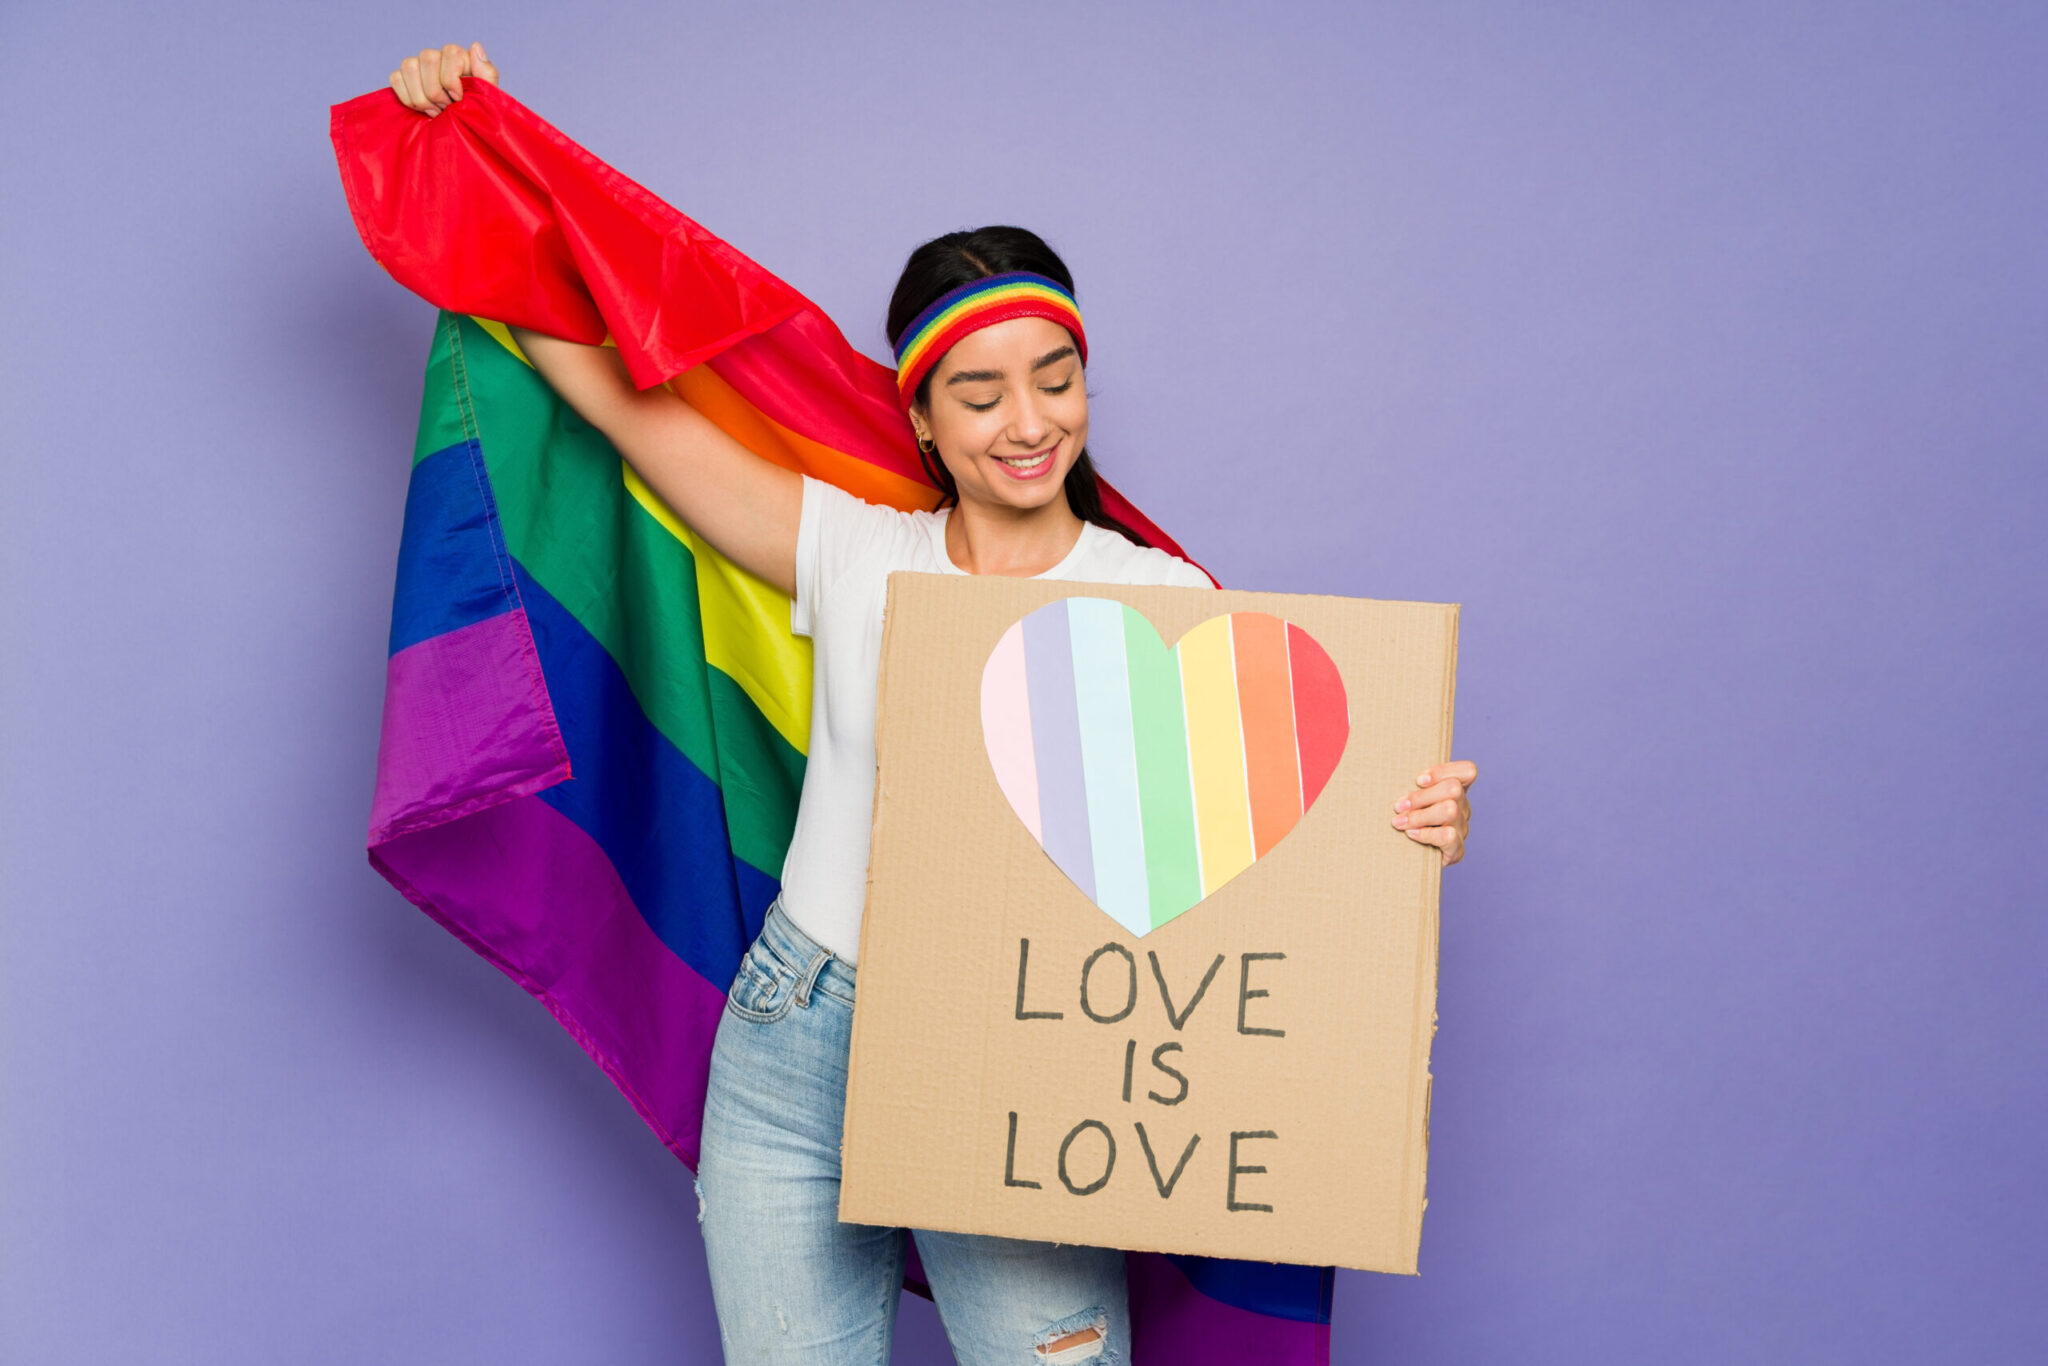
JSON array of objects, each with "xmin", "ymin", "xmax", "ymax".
[{"xmin": 757, "ymin": 899, "xmax": 857, "ymax": 1002}]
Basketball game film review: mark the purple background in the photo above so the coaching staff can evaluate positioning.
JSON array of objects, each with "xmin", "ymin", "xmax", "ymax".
[{"xmin": 4, "ymin": 2, "xmax": 2044, "ymax": 1361}]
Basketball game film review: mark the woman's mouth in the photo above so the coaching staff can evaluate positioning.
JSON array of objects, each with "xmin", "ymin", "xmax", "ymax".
[{"xmin": 993, "ymin": 445, "xmax": 1058, "ymax": 481}]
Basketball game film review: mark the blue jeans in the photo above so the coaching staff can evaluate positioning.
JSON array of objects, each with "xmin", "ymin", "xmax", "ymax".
[{"xmin": 696, "ymin": 901, "xmax": 1128, "ymax": 1365}]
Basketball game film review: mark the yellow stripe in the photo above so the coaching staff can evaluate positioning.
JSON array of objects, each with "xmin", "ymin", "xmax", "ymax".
[
  {"xmin": 478, "ymin": 316, "xmax": 625, "ymax": 361},
  {"xmin": 474, "ymin": 317, "xmax": 529, "ymax": 360},
  {"xmin": 473, "ymin": 318, "xmax": 838, "ymax": 757},
  {"xmin": 473, "ymin": 318, "xmax": 996, "ymax": 761},
  {"xmin": 1178, "ymin": 617, "xmax": 1255, "ymax": 894},
  {"xmin": 622, "ymin": 462, "xmax": 813, "ymax": 755}
]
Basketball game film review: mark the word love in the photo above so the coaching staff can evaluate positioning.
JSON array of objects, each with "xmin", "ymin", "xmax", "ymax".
[
  {"xmin": 1005, "ymin": 937, "xmax": 1288, "ymax": 1211},
  {"xmin": 1001, "ymin": 1114, "xmax": 1279, "ymax": 1212},
  {"xmin": 1013, "ymin": 938, "xmax": 1288, "ymax": 1038},
  {"xmin": 981, "ymin": 601, "xmax": 1349, "ymax": 936}
]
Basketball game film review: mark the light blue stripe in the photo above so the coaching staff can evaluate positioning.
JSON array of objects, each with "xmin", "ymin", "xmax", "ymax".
[{"xmin": 1067, "ymin": 597, "xmax": 1150, "ymax": 935}]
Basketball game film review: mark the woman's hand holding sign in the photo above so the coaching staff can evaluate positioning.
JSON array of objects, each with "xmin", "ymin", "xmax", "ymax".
[{"xmin": 1394, "ymin": 761, "xmax": 1478, "ymax": 865}]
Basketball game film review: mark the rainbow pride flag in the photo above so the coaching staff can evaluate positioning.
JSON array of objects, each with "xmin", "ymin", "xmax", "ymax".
[{"xmin": 332, "ymin": 79, "xmax": 1334, "ymax": 1363}]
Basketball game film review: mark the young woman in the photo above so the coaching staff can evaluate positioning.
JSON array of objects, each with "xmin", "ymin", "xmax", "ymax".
[{"xmin": 389, "ymin": 43, "xmax": 1479, "ymax": 1366}]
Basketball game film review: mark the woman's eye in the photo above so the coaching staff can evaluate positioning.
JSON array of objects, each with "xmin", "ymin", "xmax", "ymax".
[
  {"xmin": 963, "ymin": 397, "xmax": 1000, "ymax": 412},
  {"xmin": 1040, "ymin": 380, "xmax": 1073, "ymax": 395}
]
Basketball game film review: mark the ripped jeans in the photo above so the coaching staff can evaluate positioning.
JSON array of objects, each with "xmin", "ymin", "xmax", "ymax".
[{"xmin": 697, "ymin": 900, "xmax": 1128, "ymax": 1366}]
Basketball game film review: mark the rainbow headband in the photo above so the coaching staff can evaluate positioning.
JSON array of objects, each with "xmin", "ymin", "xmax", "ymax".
[{"xmin": 892, "ymin": 271, "xmax": 1088, "ymax": 410}]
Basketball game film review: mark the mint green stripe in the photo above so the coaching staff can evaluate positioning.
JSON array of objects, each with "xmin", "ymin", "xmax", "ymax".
[{"xmin": 1124, "ymin": 606, "xmax": 1202, "ymax": 925}]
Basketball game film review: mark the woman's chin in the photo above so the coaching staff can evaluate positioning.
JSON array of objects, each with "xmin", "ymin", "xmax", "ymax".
[{"xmin": 991, "ymin": 481, "xmax": 1067, "ymax": 514}]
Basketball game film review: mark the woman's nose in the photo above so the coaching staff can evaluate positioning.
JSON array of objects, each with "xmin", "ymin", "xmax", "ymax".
[{"xmin": 1007, "ymin": 388, "xmax": 1051, "ymax": 446}]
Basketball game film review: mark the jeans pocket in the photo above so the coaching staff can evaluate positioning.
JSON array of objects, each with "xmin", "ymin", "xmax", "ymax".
[{"xmin": 724, "ymin": 942, "xmax": 800, "ymax": 1023}]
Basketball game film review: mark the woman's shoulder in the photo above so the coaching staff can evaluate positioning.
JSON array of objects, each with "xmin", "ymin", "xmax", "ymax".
[
  {"xmin": 1080, "ymin": 526, "xmax": 1217, "ymax": 589},
  {"xmin": 795, "ymin": 476, "xmax": 941, "ymax": 635},
  {"xmin": 802, "ymin": 474, "xmax": 935, "ymax": 549}
]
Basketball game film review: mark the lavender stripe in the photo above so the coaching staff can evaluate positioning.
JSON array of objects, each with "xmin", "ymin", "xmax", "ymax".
[
  {"xmin": 371, "ymin": 795, "xmax": 728, "ymax": 1167},
  {"xmin": 369, "ymin": 610, "xmax": 570, "ymax": 845},
  {"xmin": 1023, "ymin": 601, "xmax": 1094, "ymax": 901}
]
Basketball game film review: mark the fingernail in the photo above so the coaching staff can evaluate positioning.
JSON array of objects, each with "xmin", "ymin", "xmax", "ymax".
[
  {"xmin": 1417, "ymin": 772, "xmax": 1433, "ymax": 787},
  {"xmin": 1392, "ymin": 815, "xmax": 1408, "ymax": 828},
  {"xmin": 1395, "ymin": 798, "xmax": 1411, "ymax": 813}
]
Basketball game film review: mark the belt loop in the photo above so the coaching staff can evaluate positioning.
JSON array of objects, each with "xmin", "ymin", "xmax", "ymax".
[{"xmin": 794, "ymin": 946, "xmax": 832, "ymax": 1008}]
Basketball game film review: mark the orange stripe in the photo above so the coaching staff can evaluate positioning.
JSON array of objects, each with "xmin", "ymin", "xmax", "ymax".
[
  {"xmin": 1232, "ymin": 613, "xmax": 1303, "ymax": 857},
  {"xmin": 669, "ymin": 366, "xmax": 941, "ymax": 513}
]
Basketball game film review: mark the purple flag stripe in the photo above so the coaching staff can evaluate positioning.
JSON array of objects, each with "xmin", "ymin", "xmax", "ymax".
[
  {"xmin": 369, "ymin": 609, "xmax": 571, "ymax": 845},
  {"xmin": 1126, "ymin": 1252, "xmax": 1331, "ymax": 1365},
  {"xmin": 372, "ymin": 795, "xmax": 729, "ymax": 1166}
]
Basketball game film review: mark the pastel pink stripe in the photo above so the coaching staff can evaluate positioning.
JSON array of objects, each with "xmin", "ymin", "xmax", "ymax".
[
  {"xmin": 980, "ymin": 624, "xmax": 1042, "ymax": 841},
  {"xmin": 370, "ymin": 610, "xmax": 570, "ymax": 845},
  {"xmin": 370, "ymin": 795, "xmax": 728, "ymax": 1167}
]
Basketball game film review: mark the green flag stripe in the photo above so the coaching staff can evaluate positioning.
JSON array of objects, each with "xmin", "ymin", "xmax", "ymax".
[{"xmin": 418, "ymin": 312, "xmax": 803, "ymax": 873}]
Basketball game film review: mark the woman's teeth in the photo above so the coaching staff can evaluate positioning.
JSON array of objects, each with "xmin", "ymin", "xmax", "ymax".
[{"xmin": 997, "ymin": 451, "xmax": 1052, "ymax": 471}]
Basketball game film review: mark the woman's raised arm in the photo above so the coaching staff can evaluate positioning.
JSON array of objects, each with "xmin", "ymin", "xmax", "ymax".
[
  {"xmin": 507, "ymin": 328, "xmax": 802, "ymax": 595},
  {"xmin": 380, "ymin": 44, "xmax": 804, "ymax": 592}
]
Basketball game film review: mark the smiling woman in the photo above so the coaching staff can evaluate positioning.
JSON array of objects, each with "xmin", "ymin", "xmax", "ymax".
[
  {"xmin": 381, "ymin": 36, "xmax": 1477, "ymax": 1366},
  {"xmin": 888, "ymin": 232, "xmax": 1151, "ymax": 571},
  {"xmin": 684, "ymin": 229, "xmax": 1222, "ymax": 1366},
  {"xmin": 502, "ymin": 208, "xmax": 1216, "ymax": 1365}
]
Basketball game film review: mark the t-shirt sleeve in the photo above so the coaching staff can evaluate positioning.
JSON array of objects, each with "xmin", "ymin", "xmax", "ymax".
[
  {"xmin": 1157, "ymin": 554, "xmax": 1219, "ymax": 590},
  {"xmin": 792, "ymin": 475, "xmax": 916, "ymax": 637},
  {"xmin": 1114, "ymin": 542, "xmax": 1219, "ymax": 590}
]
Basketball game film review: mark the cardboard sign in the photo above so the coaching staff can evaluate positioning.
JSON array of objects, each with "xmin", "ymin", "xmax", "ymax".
[{"xmin": 841, "ymin": 573, "xmax": 1458, "ymax": 1273}]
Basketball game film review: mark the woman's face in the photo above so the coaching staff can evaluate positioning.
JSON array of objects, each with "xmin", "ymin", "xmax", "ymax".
[{"xmin": 911, "ymin": 315, "xmax": 1088, "ymax": 514}]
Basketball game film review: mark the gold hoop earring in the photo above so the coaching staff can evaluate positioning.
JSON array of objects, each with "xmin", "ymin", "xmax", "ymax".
[{"xmin": 916, "ymin": 435, "xmax": 936, "ymax": 454}]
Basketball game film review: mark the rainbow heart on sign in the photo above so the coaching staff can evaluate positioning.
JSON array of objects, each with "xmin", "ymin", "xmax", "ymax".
[{"xmin": 980, "ymin": 600, "xmax": 1349, "ymax": 935}]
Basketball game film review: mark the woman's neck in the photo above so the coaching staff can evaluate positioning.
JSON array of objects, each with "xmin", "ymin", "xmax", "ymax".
[{"xmin": 943, "ymin": 492, "xmax": 1086, "ymax": 577}]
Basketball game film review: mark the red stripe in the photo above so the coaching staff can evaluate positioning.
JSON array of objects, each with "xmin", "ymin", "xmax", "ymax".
[
  {"xmin": 331, "ymin": 80, "xmax": 805, "ymax": 389},
  {"xmin": 1287, "ymin": 623, "xmax": 1349, "ymax": 806}
]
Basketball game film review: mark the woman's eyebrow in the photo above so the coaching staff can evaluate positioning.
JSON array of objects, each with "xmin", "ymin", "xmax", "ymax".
[{"xmin": 943, "ymin": 345, "xmax": 1078, "ymax": 387}]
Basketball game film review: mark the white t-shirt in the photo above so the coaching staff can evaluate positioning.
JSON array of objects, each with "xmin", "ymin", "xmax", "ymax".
[{"xmin": 782, "ymin": 475, "xmax": 1215, "ymax": 961}]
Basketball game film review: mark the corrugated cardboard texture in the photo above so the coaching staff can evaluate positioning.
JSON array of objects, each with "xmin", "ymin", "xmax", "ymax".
[{"xmin": 841, "ymin": 573, "xmax": 1458, "ymax": 1273}]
